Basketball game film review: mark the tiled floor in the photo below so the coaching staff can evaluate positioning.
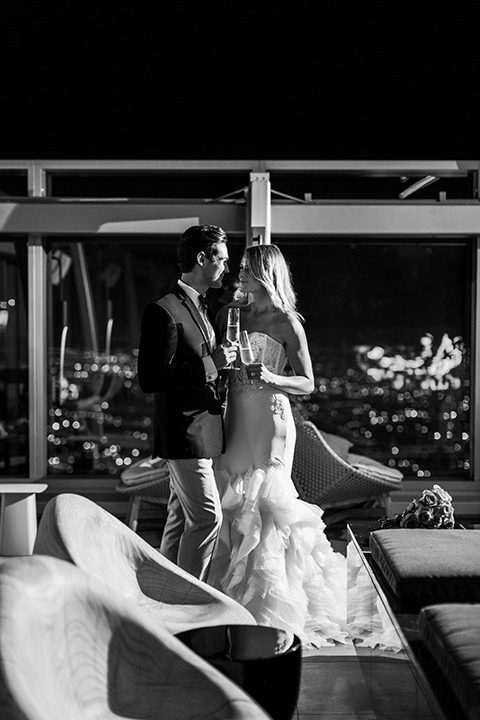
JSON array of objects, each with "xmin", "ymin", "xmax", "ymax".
[{"xmin": 136, "ymin": 519, "xmax": 441, "ymax": 720}]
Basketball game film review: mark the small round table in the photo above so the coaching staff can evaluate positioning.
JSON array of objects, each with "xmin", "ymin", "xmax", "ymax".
[
  {"xmin": 176, "ymin": 624, "xmax": 302, "ymax": 720},
  {"xmin": 0, "ymin": 483, "xmax": 48, "ymax": 555}
]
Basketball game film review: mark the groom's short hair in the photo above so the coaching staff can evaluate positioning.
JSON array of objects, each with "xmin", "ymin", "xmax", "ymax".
[{"xmin": 177, "ymin": 225, "xmax": 228, "ymax": 272}]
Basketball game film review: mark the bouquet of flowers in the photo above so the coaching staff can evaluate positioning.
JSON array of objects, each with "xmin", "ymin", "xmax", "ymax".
[{"xmin": 378, "ymin": 484, "xmax": 455, "ymax": 529}]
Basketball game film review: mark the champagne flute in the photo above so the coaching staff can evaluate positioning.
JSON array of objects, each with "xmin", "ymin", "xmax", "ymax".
[
  {"xmin": 226, "ymin": 307, "xmax": 240, "ymax": 368},
  {"xmin": 240, "ymin": 330, "xmax": 256, "ymax": 383},
  {"xmin": 239, "ymin": 330, "xmax": 254, "ymax": 365}
]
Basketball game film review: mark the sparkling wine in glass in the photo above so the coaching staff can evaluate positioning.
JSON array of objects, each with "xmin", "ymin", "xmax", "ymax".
[
  {"xmin": 226, "ymin": 307, "xmax": 240, "ymax": 346},
  {"xmin": 239, "ymin": 330, "xmax": 254, "ymax": 365},
  {"xmin": 226, "ymin": 307, "xmax": 240, "ymax": 368}
]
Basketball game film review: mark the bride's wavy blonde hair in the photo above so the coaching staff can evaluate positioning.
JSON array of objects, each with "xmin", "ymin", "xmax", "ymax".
[{"xmin": 234, "ymin": 244, "xmax": 304, "ymax": 322}]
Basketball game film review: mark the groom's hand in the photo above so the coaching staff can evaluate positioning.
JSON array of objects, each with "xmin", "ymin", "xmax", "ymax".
[{"xmin": 212, "ymin": 343, "xmax": 237, "ymax": 370}]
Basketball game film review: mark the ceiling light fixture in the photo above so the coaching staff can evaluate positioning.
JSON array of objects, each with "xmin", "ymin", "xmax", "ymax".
[{"xmin": 399, "ymin": 175, "xmax": 439, "ymax": 199}]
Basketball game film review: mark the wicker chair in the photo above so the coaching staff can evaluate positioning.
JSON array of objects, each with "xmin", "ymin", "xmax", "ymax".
[
  {"xmin": 0, "ymin": 555, "xmax": 269, "ymax": 720},
  {"xmin": 115, "ymin": 455, "xmax": 171, "ymax": 531},
  {"xmin": 291, "ymin": 417, "xmax": 403, "ymax": 524}
]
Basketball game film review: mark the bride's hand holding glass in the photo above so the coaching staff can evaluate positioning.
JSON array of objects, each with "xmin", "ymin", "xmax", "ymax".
[
  {"xmin": 246, "ymin": 362, "xmax": 264, "ymax": 381},
  {"xmin": 239, "ymin": 333, "xmax": 267, "ymax": 383},
  {"xmin": 239, "ymin": 330, "xmax": 255, "ymax": 381},
  {"xmin": 245, "ymin": 357, "xmax": 273, "ymax": 385}
]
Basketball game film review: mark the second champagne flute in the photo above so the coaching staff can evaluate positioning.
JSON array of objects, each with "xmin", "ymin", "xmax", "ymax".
[{"xmin": 239, "ymin": 330, "xmax": 254, "ymax": 365}]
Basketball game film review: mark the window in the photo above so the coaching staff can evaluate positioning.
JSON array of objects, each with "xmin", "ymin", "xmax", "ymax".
[
  {"xmin": 269, "ymin": 172, "xmax": 477, "ymax": 201},
  {"xmin": 48, "ymin": 172, "xmax": 249, "ymax": 199},
  {"xmin": 46, "ymin": 237, "xmax": 244, "ymax": 477},
  {"xmin": 1, "ymin": 161, "xmax": 477, "ymax": 490},
  {"xmin": 278, "ymin": 238, "xmax": 471, "ymax": 480},
  {"xmin": 0, "ymin": 171, "xmax": 28, "ymax": 197},
  {"xmin": 0, "ymin": 239, "xmax": 29, "ymax": 476}
]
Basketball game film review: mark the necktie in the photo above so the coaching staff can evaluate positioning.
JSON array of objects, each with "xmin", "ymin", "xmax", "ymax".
[
  {"xmin": 199, "ymin": 295, "xmax": 211, "ymax": 311},
  {"xmin": 198, "ymin": 296, "xmax": 216, "ymax": 352}
]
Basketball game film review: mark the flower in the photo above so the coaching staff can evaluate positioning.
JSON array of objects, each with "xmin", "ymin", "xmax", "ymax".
[
  {"xmin": 378, "ymin": 484, "xmax": 455, "ymax": 530},
  {"xmin": 420, "ymin": 490, "xmax": 438, "ymax": 507}
]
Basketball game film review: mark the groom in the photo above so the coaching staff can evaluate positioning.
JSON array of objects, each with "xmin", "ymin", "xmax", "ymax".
[{"xmin": 137, "ymin": 225, "xmax": 236, "ymax": 582}]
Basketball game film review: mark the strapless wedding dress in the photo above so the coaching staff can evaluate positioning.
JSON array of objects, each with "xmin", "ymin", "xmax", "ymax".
[{"xmin": 210, "ymin": 332, "xmax": 348, "ymax": 647}]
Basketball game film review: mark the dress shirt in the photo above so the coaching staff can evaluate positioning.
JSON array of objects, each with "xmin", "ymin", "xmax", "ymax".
[{"xmin": 178, "ymin": 279, "xmax": 218, "ymax": 382}]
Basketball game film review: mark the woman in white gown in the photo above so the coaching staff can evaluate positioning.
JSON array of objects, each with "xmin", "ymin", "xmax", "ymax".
[{"xmin": 209, "ymin": 244, "xmax": 348, "ymax": 648}]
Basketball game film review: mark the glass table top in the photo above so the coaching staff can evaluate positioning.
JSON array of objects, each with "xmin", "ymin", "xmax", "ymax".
[{"xmin": 346, "ymin": 523, "xmax": 449, "ymax": 720}]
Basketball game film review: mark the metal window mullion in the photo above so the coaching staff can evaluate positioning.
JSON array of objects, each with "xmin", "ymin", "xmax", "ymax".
[
  {"xmin": 27, "ymin": 162, "xmax": 46, "ymax": 197},
  {"xmin": 28, "ymin": 236, "xmax": 47, "ymax": 481},
  {"xmin": 473, "ymin": 236, "xmax": 480, "ymax": 482},
  {"xmin": 247, "ymin": 173, "xmax": 271, "ymax": 245}
]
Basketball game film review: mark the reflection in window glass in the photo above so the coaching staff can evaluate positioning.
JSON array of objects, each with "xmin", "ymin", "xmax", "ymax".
[
  {"xmin": 279, "ymin": 239, "xmax": 471, "ymax": 480},
  {"xmin": 47, "ymin": 238, "xmax": 243, "ymax": 477},
  {"xmin": 0, "ymin": 239, "xmax": 29, "ymax": 476}
]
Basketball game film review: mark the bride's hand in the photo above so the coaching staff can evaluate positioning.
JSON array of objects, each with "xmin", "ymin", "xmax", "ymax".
[{"xmin": 246, "ymin": 362, "xmax": 272, "ymax": 384}]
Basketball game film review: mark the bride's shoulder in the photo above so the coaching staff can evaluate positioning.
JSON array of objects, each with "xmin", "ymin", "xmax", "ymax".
[
  {"xmin": 273, "ymin": 308, "xmax": 297, "ymax": 331},
  {"xmin": 275, "ymin": 311, "xmax": 307, "ymax": 343}
]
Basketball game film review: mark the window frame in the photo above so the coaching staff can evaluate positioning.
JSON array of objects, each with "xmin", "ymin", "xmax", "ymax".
[{"xmin": 1, "ymin": 159, "xmax": 479, "ymax": 516}]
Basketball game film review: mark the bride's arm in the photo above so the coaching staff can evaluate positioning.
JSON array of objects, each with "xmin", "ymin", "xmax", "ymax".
[{"xmin": 253, "ymin": 316, "xmax": 315, "ymax": 395}]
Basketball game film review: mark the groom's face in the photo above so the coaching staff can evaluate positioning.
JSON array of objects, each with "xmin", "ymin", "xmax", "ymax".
[{"xmin": 203, "ymin": 242, "xmax": 229, "ymax": 289}]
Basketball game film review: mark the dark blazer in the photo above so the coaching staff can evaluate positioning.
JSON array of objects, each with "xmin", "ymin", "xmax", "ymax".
[{"xmin": 137, "ymin": 283, "xmax": 225, "ymax": 460}]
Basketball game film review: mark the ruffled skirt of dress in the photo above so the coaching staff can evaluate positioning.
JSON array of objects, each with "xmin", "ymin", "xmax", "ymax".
[{"xmin": 209, "ymin": 460, "xmax": 349, "ymax": 648}]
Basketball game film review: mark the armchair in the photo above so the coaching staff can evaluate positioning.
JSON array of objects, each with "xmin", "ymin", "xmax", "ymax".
[
  {"xmin": 0, "ymin": 555, "xmax": 269, "ymax": 720},
  {"xmin": 33, "ymin": 493, "xmax": 256, "ymax": 634},
  {"xmin": 292, "ymin": 417, "xmax": 403, "ymax": 523},
  {"xmin": 115, "ymin": 455, "xmax": 171, "ymax": 532}
]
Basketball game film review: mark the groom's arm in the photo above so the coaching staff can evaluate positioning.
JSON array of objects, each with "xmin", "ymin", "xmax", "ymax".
[{"xmin": 137, "ymin": 301, "xmax": 207, "ymax": 393}]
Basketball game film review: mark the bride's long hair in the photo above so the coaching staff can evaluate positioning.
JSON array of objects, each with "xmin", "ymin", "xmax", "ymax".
[{"xmin": 234, "ymin": 244, "xmax": 305, "ymax": 322}]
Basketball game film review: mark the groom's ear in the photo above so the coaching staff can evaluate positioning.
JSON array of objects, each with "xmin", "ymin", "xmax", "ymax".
[{"xmin": 197, "ymin": 251, "xmax": 206, "ymax": 266}]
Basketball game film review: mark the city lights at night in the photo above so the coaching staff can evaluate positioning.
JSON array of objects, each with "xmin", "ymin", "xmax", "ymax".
[{"xmin": 47, "ymin": 332, "xmax": 469, "ymax": 479}]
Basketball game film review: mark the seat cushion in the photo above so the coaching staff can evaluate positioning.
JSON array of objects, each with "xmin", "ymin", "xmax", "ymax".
[
  {"xmin": 319, "ymin": 431, "xmax": 353, "ymax": 460},
  {"xmin": 369, "ymin": 529, "xmax": 480, "ymax": 607},
  {"xmin": 346, "ymin": 454, "xmax": 403, "ymax": 482},
  {"xmin": 120, "ymin": 456, "xmax": 170, "ymax": 486},
  {"xmin": 419, "ymin": 603, "xmax": 480, "ymax": 720}
]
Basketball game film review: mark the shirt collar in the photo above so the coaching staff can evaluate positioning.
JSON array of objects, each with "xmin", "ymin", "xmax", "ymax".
[{"xmin": 178, "ymin": 279, "xmax": 203, "ymax": 308}]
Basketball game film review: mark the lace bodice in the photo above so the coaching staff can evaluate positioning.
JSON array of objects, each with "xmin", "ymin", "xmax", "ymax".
[
  {"xmin": 249, "ymin": 332, "xmax": 287, "ymax": 373},
  {"xmin": 229, "ymin": 332, "xmax": 288, "ymax": 392}
]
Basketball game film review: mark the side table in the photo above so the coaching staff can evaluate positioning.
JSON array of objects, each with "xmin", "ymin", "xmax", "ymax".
[
  {"xmin": 0, "ymin": 484, "xmax": 48, "ymax": 555},
  {"xmin": 176, "ymin": 624, "xmax": 302, "ymax": 720}
]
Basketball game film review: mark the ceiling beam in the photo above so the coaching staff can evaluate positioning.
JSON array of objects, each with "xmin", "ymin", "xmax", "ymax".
[
  {"xmin": 0, "ymin": 201, "xmax": 246, "ymax": 235},
  {"xmin": 272, "ymin": 202, "xmax": 480, "ymax": 235},
  {"xmin": 0, "ymin": 159, "xmax": 478, "ymax": 175},
  {"xmin": 1, "ymin": 199, "xmax": 480, "ymax": 236}
]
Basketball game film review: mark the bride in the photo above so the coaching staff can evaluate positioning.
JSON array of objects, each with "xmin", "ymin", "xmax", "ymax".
[{"xmin": 209, "ymin": 243, "xmax": 348, "ymax": 647}]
